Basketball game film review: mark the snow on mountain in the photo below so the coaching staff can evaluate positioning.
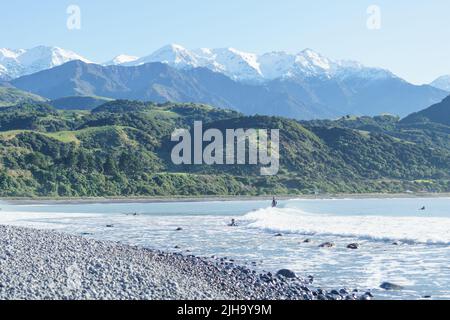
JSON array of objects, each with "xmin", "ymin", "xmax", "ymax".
[
  {"xmin": 0, "ymin": 48, "xmax": 25, "ymax": 79},
  {"xmin": 331, "ymin": 59, "xmax": 397, "ymax": 81},
  {"xmin": 0, "ymin": 64, "xmax": 8, "ymax": 80},
  {"xmin": 258, "ymin": 51, "xmax": 296, "ymax": 80},
  {"xmin": 0, "ymin": 46, "xmax": 91, "ymax": 79},
  {"xmin": 1, "ymin": 44, "xmax": 397, "ymax": 83},
  {"xmin": 430, "ymin": 75, "xmax": 450, "ymax": 92},
  {"xmin": 193, "ymin": 47, "xmax": 263, "ymax": 81},
  {"xmin": 122, "ymin": 44, "xmax": 394, "ymax": 83},
  {"xmin": 126, "ymin": 44, "xmax": 199, "ymax": 69},
  {"xmin": 103, "ymin": 54, "xmax": 139, "ymax": 66},
  {"xmin": 260, "ymin": 49, "xmax": 394, "ymax": 81},
  {"xmin": 123, "ymin": 44, "xmax": 264, "ymax": 81},
  {"xmin": 294, "ymin": 49, "xmax": 333, "ymax": 76}
]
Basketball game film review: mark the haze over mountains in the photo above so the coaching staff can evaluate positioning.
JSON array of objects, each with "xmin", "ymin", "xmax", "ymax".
[
  {"xmin": 2, "ymin": 44, "xmax": 449, "ymax": 119},
  {"xmin": 431, "ymin": 75, "xmax": 450, "ymax": 92}
]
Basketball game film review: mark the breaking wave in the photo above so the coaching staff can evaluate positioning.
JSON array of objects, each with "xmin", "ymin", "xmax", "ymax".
[{"xmin": 241, "ymin": 207, "xmax": 450, "ymax": 245}]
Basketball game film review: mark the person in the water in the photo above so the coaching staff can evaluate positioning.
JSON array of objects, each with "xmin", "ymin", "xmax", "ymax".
[
  {"xmin": 272, "ymin": 197, "xmax": 278, "ymax": 208},
  {"xmin": 229, "ymin": 219, "xmax": 237, "ymax": 227},
  {"xmin": 420, "ymin": 206, "xmax": 426, "ymax": 211}
]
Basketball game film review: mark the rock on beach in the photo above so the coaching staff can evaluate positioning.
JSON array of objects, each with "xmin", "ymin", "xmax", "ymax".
[{"xmin": 0, "ymin": 225, "xmax": 370, "ymax": 300}]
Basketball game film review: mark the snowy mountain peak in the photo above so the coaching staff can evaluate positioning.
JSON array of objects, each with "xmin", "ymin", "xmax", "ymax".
[
  {"xmin": 0, "ymin": 48, "xmax": 24, "ymax": 59},
  {"xmin": 104, "ymin": 54, "xmax": 139, "ymax": 66},
  {"xmin": 128, "ymin": 43, "xmax": 199, "ymax": 69},
  {"xmin": 19, "ymin": 46, "xmax": 91, "ymax": 68},
  {"xmin": 0, "ymin": 46, "xmax": 91, "ymax": 79},
  {"xmin": 166, "ymin": 43, "xmax": 188, "ymax": 51},
  {"xmin": 431, "ymin": 75, "xmax": 450, "ymax": 92},
  {"xmin": 124, "ymin": 45, "xmax": 394, "ymax": 82},
  {"xmin": 200, "ymin": 47, "xmax": 263, "ymax": 81},
  {"xmin": 298, "ymin": 48, "xmax": 332, "ymax": 70},
  {"xmin": 1, "ymin": 44, "xmax": 397, "ymax": 84}
]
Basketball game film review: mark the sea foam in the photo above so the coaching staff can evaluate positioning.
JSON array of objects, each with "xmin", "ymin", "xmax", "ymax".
[{"xmin": 241, "ymin": 207, "xmax": 450, "ymax": 245}]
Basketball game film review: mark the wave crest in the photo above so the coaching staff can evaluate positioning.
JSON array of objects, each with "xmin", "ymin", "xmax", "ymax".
[{"xmin": 241, "ymin": 207, "xmax": 450, "ymax": 245}]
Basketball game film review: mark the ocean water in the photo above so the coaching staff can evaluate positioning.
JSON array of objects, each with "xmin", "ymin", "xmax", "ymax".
[{"xmin": 1, "ymin": 197, "xmax": 450, "ymax": 300}]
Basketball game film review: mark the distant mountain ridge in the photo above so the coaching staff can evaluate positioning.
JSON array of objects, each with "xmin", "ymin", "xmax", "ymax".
[
  {"xmin": 10, "ymin": 60, "xmax": 448, "ymax": 119},
  {"xmin": 402, "ymin": 95, "xmax": 450, "ymax": 126},
  {"xmin": 2, "ymin": 43, "xmax": 446, "ymax": 90},
  {"xmin": 0, "ymin": 86, "xmax": 47, "ymax": 107},
  {"xmin": 431, "ymin": 75, "xmax": 450, "ymax": 92},
  {"xmin": 1, "ymin": 44, "xmax": 397, "ymax": 85},
  {"xmin": 117, "ymin": 44, "xmax": 397, "ymax": 84},
  {"xmin": 0, "ymin": 46, "xmax": 91, "ymax": 79}
]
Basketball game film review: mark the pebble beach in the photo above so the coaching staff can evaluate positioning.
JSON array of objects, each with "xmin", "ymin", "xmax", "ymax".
[{"xmin": 0, "ymin": 225, "xmax": 369, "ymax": 300}]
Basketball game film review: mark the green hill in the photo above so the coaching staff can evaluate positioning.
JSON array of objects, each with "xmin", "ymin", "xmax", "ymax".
[
  {"xmin": 0, "ymin": 87, "xmax": 47, "ymax": 107},
  {"xmin": 0, "ymin": 100, "xmax": 449, "ymax": 197},
  {"xmin": 401, "ymin": 95, "xmax": 450, "ymax": 126}
]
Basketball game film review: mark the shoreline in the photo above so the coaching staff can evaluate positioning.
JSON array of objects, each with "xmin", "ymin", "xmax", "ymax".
[
  {"xmin": 2, "ymin": 192, "xmax": 450, "ymax": 205},
  {"xmin": 0, "ymin": 225, "xmax": 369, "ymax": 300}
]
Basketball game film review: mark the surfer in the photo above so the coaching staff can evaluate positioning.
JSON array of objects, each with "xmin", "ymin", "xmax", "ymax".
[
  {"xmin": 272, "ymin": 197, "xmax": 278, "ymax": 208},
  {"xmin": 229, "ymin": 219, "xmax": 237, "ymax": 227},
  {"xmin": 420, "ymin": 206, "xmax": 426, "ymax": 211}
]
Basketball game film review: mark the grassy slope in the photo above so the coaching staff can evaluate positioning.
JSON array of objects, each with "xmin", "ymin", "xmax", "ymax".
[
  {"xmin": 0, "ymin": 87, "xmax": 47, "ymax": 107},
  {"xmin": 49, "ymin": 96, "xmax": 113, "ymax": 110}
]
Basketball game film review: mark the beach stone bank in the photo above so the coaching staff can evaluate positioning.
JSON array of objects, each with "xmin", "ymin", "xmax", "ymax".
[{"xmin": 0, "ymin": 225, "xmax": 372, "ymax": 300}]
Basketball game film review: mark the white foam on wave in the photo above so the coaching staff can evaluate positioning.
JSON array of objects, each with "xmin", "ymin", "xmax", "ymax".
[
  {"xmin": 0, "ymin": 210, "xmax": 101, "ymax": 229},
  {"xmin": 242, "ymin": 207, "xmax": 450, "ymax": 245}
]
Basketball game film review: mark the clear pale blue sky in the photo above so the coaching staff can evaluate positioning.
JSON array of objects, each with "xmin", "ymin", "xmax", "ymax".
[{"xmin": 1, "ymin": 0, "xmax": 449, "ymax": 84}]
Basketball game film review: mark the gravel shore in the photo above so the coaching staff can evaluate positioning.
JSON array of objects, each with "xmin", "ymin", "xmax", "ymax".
[{"xmin": 0, "ymin": 225, "xmax": 370, "ymax": 300}]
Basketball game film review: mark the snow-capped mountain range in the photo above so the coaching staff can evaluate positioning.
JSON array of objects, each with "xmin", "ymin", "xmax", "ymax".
[
  {"xmin": 0, "ymin": 46, "xmax": 91, "ymax": 79},
  {"xmin": 9, "ymin": 44, "xmax": 448, "ymax": 120},
  {"xmin": 1, "ymin": 44, "xmax": 396, "ymax": 83},
  {"xmin": 118, "ymin": 44, "xmax": 396, "ymax": 82},
  {"xmin": 2, "ymin": 44, "xmax": 449, "ymax": 93}
]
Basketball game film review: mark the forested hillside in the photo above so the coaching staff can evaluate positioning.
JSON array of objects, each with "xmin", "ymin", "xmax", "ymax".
[{"xmin": 0, "ymin": 100, "xmax": 449, "ymax": 197}]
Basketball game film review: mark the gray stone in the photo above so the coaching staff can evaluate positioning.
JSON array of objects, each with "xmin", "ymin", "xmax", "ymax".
[
  {"xmin": 319, "ymin": 242, "xmax": 335, "ymax": 248},
  {"xmin": 380, "ymin": 282, "xmax": 404, "ymax": 291},
  {"xmin": 330, "ymin": 289, "xmax": 340, "ymax": 295},
  {"xmin": 276, "ymin": 269, "xmax": 296, "ymax": 279}
]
